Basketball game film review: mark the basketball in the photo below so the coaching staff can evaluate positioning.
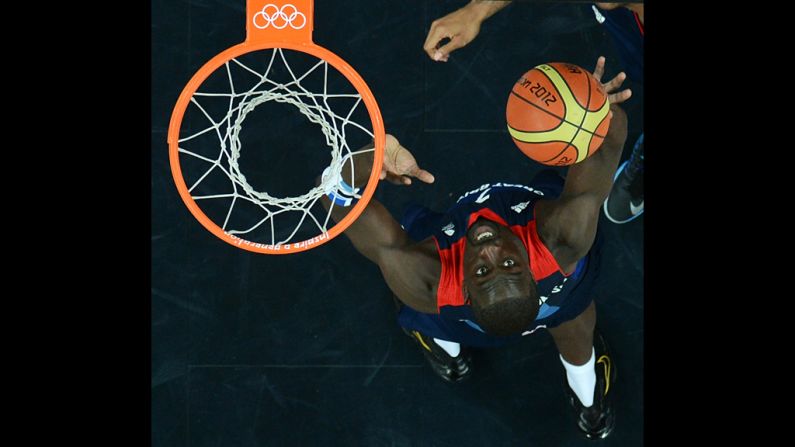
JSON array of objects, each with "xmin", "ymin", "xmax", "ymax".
[{"xmin": 506, "ymin": 62, "xmax": 611, "ymax": 166}]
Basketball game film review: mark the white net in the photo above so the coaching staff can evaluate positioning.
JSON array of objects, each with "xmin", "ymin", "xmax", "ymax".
[{"xmin": 176, "ymin": 48, "xmax": 376, "ymax": 247}]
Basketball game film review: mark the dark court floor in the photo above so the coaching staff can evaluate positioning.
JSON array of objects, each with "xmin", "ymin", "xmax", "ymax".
[{"xmin": 152, "ymin": 1, "xmax": 644, "ymax": 445}]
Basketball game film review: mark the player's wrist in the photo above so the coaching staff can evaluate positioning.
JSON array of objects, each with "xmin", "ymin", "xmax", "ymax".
[
  {"xmin": 323, "ymin": 162, "xmax": 362, "ymax": 207},
  {"xmin": 468, "ymin": 0, "xmax": 511, "ymax": 21},
  {"xmin": 343, "ymin": 150, "xmax": 378, "ymax": 188}
]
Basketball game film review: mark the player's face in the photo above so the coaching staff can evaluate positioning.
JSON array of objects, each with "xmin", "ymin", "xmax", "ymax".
[{"xmin": 462, "ymin": 217, "xmax": 533, "ymax": 295}]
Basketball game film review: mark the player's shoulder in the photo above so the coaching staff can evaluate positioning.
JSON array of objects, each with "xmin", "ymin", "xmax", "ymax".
[{"xmin": 379, "ymin": 238, "xmax": 440, "ymax": 314}]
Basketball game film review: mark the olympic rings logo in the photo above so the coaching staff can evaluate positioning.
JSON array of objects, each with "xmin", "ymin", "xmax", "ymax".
[{"xmin": 252, "ymin": 4, "xmax": 306, "ymax": 30}]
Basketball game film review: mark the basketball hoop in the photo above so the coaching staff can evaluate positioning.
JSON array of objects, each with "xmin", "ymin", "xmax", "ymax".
[{"xmin": 167, "ymin": 0, "xmax": 385, "ymax": 254}]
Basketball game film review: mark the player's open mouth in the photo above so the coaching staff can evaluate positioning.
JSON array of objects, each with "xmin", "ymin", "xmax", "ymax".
[
  {"xmin": 476, "ymin": 231, "xmax": 494, "ymax": 241},
  {"xmin": 468, "ymin": 219, "xmax": 499, "ymax": 244}
]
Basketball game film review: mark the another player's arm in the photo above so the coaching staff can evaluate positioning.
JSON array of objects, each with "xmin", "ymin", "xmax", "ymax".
[
  {"xmin": 425, "ymin": 2, "xmax": 644, "ymax": 63},
  {"xmin": 318, "ymin": 135, "xmax": 438, "ymax": 313},
  {"xmin": 536, "ymin": 58, "xmax": 630, "ymax": 268},
  {"xmin": 424, "ymin": 0, "xmax": 513, "ymax": 61}
]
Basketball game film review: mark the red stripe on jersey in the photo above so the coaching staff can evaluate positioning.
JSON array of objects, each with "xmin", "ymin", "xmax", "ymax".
[
  {"xmin": 633, "ymin": 11, "xmax": 644, "ymax": 36},
  {"xmin": 435, "ymin": 237, "xmax": 465, "ymax": 309}
]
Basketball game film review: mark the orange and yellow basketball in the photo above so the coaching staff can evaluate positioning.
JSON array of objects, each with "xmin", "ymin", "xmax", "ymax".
[{"xmin": 506, "ymin": 62, "xmax": 610, "ymax": 166}]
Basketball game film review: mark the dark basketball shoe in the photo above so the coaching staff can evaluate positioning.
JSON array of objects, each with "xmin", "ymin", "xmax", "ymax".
[
  {"xmin": 403, "ymin": 328, "xmax": 472, "ymax": 383},
  {"xmin": 564, "ymin": 330, "xmax": 617, "ymax": 440},
  {"xmin": 604, "ymin": 133, "xmax": 644, "ymax": 224}
]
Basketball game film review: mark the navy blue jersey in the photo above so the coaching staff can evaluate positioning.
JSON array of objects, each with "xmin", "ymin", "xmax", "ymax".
[
  {"xmin": 592, "ymin": 5, "xmax": 644, "ymax": 85},
  {"xmin": 400, "ymin": 171, "xmax": 595, "ymax": 335}
]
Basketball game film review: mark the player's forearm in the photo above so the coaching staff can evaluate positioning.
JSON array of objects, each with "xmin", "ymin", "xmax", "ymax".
[
  {"xmin": 468, "ymin": 0, "xmax": 513, "ymax": 21},
  {"xmin": 318, "ymin": 150, "xmax": 409, "ymax": 263},
  {"xmin": 339, "ymin": 149, "xmax": 377, "ymax": 193},
  {"xmin": 561, "ymin": 108, "xmax": 628, "ymax": 203},
  {"xmin": 320, "ymin": 150, "xmax": 376, "ymax": 223}
]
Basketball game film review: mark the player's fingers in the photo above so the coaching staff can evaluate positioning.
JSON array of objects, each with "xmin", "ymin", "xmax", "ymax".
[
  {"xmin": 603, "ymin": 71, "xmax": 626, "ymax": 93},
  {"xmin": 413, "ymin": 168, "xmax": 436, "ymax": 184},
  {"xmin": 434, "ymin": 35, "xmax": 466, "ymax": 61},
  {"xmin": 608, "ymin": 88, "xmax": 632, "ymax": 105},
  {"xmin": 384, "ymin": 172, "xmax": 405, "ymax": 185},
  {"xmin": 423, "ymin": 23, "xmax": 450, "ymax": 60},
  {"xmin": 592, "ymin": 56, "xmax": 606, "ymax": 82},
  {"xmin": 406, "ymin": 163, "xmax": 436, "ymax": 184}
]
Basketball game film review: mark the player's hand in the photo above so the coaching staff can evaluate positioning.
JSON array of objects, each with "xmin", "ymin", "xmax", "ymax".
[
  {"xmin": 380, "ymin": 134, "xmax": 435, "ymax": 185},
  {"xmin": 592, "ymin": 56, "xmax": 632, "ymax": 105},
  {"xmin": 423, "ymin": 3, "xmax": 486, "ymax": 62}
]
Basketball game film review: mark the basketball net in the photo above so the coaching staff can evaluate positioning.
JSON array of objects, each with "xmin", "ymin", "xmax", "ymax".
[
  {"xmin": 178, "ymin": 49, "xmax": 372, "ymax": 243},
  {"xmin": 168, "ymin": 0, "xmax": 385, "ymax": 254}
]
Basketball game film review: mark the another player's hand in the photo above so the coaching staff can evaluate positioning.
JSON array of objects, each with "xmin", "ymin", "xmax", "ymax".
[
  {"xmin": 592, "ymin": 56, "xmax": 632, "ymax": 106},
  {"xmin": 380, "ymin": 134, "xmax": 435, "ymax": 185},
  {"xmin": 423, "ymin": 3, "xmax": 486, "ymax": 62}
]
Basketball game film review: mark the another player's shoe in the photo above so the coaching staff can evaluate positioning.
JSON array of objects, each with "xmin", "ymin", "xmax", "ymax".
[
  {"xmin": 604, "ymin": 133, "xmax": 644, "ymax": 224},
  {"xmin": 403, "ymin": 328, "xmax": 472, "ymax": 383},
  {"xmin": 564, "ymin": 330, "xmax": 617, "ymax": 440}
]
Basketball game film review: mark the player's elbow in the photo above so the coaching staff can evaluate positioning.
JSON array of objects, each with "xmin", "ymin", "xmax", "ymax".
[{"xmin": 557, "ymin": 200, "xmax": 600, "ymax": 256}]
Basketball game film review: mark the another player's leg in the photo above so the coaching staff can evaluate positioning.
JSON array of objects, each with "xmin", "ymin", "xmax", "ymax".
[{"xmin": 603, "ymin": 133, "xmax": 644, "ymax": 224}]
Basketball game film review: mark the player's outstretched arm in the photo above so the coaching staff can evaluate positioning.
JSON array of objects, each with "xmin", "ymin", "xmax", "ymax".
[
  {"xmin": 319, "ymin": 135, "xmax": 439, "ymax": 313},
  {"xmin": 320, "ymin": 135, "xmax": 433, "ymax": 263},
  {"xmin": 536, "ymin": 57, "xmax": 630, "ymax": 268}
]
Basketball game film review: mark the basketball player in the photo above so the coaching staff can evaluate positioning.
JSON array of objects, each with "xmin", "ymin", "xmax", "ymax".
[
  {"xmin": 320, "ymin": 58, "xmax": 630, "ymax": 439},
  {"xmin": 423, "ymin": 0, "xmax": 644, "ymax": 224}
]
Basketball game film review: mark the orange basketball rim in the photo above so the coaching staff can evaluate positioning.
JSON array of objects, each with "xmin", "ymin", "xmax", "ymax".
[{"xmin": 167, "ymin": 0, "xmax": 385, "ymax": 254}]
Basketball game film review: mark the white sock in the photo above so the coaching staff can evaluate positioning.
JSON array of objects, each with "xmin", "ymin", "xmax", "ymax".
[
  {"xmin": 433, "ymin": 338, "xmax": 461, "ymax": 357},
  {"xmin": 560, "ymin": 348, "xmax": 596, "ymax": 407}
]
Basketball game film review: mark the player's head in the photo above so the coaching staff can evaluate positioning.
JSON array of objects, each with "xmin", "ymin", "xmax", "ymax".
[{"xmin": 462, "ymin": 217, "xmax": 539, "ymax": 336}]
